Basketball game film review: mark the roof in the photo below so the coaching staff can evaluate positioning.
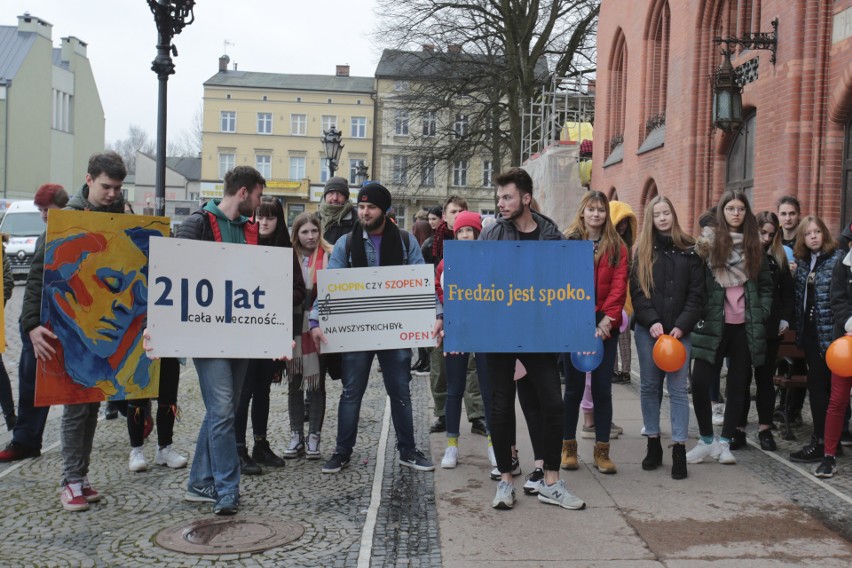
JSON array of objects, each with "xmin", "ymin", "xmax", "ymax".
[
  {"xmin": 376, "ymin": 48, "xmax": 550, "ymax": 81},
  {"xmin": 166, "ymin": 157, "xmax": 201, "ymax": 181},
  {"xmin": 0, "ymin": 26, "xmax": 36, "ymax": 84},
  {"xmin": 204, "ymin": 70, "xmax": 374, "ymax": 93}
]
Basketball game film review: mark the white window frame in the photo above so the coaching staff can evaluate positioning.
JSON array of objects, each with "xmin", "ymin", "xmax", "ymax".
[
  {"xmin": 290, "ymin": 114, "xmax": 307, "ymax": 136},
  {"xmin": 482, "ymin": 160, "xmax": 493, "ymax": 187},
  {"xmin": 394, "ymin": 109, "xmax": 409, "ymax": 136},
  {"xmin": 256, "ymin": 154, "xmax": 272, "ymax": 178},
  {"xmin": 452, "ymin": 160, "xmax": 468, "ymax": 187},
  {"xmin": 322, "ymin": 115, "xmax": 337, "ymax": 133},
  {"xmin": 421, "ymin": 160, "xmax": 435, "ymax": 187},
  {"xmin": 257, "ymin": 112, "xmax": 272, "ymax": 134},
  {"xmin": 454, "ymin": 113, "xmax": 468, "ymax": 138},
  {"xmin": 218, "ymin": 153, "xmax": 235, "ymax": 179},
  {"xmin": 289, "ymin": 156, "xmax": 306, "ymax": 180},
  {"xmin": 351, "ymin": 117, "xmax": 367, "ymax": 138},
  {"xmin": 393, "ymin": 155, "xmax": 408, "ymax": 184},
  {"xmin": 220, "ymin": 111, "xmax": 236, "ymax": 133},
  {"xmin": 422, "ymin": 111, "xmax": 437, "ymax": 137}
]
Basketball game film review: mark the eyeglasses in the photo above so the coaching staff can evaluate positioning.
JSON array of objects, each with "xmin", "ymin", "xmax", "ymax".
[{"xmin": 724, "ymin": 206, "xmax": 746, "ymax": 214}]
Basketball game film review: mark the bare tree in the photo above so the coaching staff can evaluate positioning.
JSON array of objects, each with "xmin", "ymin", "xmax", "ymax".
[
  {"xmin": 169, "ymin": 104, "xmax": 203, "ymax": 158},
  {"xmin": 375, "ymin": 0, "xmax": 599, "ymax": 182},
  {"xmin": 107, "ymin": 124, "xmax": 154, "ymax": 174}
]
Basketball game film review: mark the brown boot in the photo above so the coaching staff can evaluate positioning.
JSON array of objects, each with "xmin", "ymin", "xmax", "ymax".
[
  {"xmin": 561, "ymin": 440, "xmax": 578, "ymax": 470},
  {"xmin": 593, "ymin": 442, "xmax": 617, "ymax": 474}
]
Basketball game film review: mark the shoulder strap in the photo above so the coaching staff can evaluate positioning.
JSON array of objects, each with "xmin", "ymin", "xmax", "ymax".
[{"xmin": 345, "ymin": 228, "xmax": 410, "ymax": 262}]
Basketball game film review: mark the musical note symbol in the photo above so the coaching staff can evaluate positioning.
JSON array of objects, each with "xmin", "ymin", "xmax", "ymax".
[{"xmin": 319, "ymin": 293, "xmax": 332, "ymax": 321}]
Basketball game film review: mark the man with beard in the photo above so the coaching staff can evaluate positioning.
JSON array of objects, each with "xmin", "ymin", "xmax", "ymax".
[
  {"xmin": 310, "ymin": 183, "xmax": 436, "ymax": 474},
  {"xmin": 176, "ymin": 165, "xmax": 264, "ymax": 515},
  {"xmin": 480, "ymin": 168, "xmax": 585, "ymax": 511},
  {"xmin": 318, "ymin": 176, "xmax": 356, "ymax": 245}
]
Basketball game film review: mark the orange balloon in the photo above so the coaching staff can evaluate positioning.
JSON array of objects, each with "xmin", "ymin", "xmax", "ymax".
[
  {"xmin": 653, "ymin": 335, "xmax": 687, "ymax": 373},
  {"xmin": 826, "ymin": 336, "xmax": 852, "ymax": 377}
]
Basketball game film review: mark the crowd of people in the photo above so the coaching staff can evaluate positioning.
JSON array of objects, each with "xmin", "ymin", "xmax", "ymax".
[{"xmin": 0, "ymin": 153, "xmax": 851, "ymax": 516}]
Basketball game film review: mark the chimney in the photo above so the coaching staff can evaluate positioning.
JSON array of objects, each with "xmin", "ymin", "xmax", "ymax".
[
  {"xmin": 218, "ymin": 55, "xmax": 230, "ymax": 72},
  {"xmin": 17, "ymin": 13, "xmax": 52, "ymax": 40},
  {"xmin": 233, "ymin": 62, "xmax": 238, "ymax": 71},
  {"xmin": 422, "ymin": 44, "xmax": 435, "ymax": 53},
  {"xmin": 587, "ymin": 79, "xmax": 596, "ymax": 95},
  {"xmin": 447, "ymin": 44, "xmax": 462, "ymax": 53},
  {"xmin": 336, "ymin": 65, "xmax": 350, "ymax": 77},
  {"xmin": 61, "ymin": 36, "xmax": 87, "ymax": 61}
]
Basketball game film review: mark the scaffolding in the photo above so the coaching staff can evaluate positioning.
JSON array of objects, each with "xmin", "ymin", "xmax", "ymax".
[{"xmin": 520, "ymin": 76, "xmax": 595, "ymax": 165}]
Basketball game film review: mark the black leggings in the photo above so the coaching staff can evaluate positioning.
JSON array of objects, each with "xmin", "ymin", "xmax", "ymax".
[
  {"xmin": 740, "ymin": 337, "xmax": 780, "ymax": 427},
  {"xmin": 803, "ymin": 321, "xmax": 832, "ymax": 440},
  {"xmin": 128, "ymin": 358, "xmax": 180, "ymax": 448}
]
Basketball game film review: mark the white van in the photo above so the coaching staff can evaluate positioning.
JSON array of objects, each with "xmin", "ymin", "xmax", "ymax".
[{"xmin": 0, "ymin": 201, "xmax": 44, "ymax": 281}]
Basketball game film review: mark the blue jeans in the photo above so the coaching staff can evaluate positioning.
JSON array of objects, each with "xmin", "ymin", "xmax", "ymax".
[
  {"xmin": 189, "ymin": 358, "xmax": 248, "ymax": 498},
  {"xmin": 635, "ymin": 325, "xmax": 691, "ymax": 442},
  {"xmin": 444, "ymin": 353, "xmax": 490, "ymax": 438},
  {"xmin": 335, "ymin": 349, "xmax": 415, "ymax": 458},
  {"xmin": 563, "ymin": 331, "xmax": 619, "ymax": 442},
  {"xmin": 12, "ymin": 324, "xmax": 49, "ymax": 450}
]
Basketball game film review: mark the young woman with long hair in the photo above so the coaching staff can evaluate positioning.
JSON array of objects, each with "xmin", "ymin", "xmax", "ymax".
[
  {"xmin": 788, "ymin": 215, "xmax": 844, "ymax": 463},
  {"xmin": 687, "ymin": 189, "xmax": 772, "ymax": 466},
  {"xmin": 630, "ymin": 195, "xmax": 704, "ymax": 479},
  {"xmin": 562, "ymin": 190, "xmax": 628, "ymax": 474},
  {"xmin": 287, "ymin": 212, "xmax": 334, "ymax": 459}
]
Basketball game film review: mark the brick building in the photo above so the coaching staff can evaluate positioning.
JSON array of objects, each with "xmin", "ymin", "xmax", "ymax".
[{"xmin": 593, "ymin": 0, "xmax": 852, "ymax": 233}]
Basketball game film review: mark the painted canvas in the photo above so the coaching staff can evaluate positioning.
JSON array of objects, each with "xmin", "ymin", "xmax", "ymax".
[{"xmin": 35, "ymin": 210, "xmax": 169, "ymax": 406}]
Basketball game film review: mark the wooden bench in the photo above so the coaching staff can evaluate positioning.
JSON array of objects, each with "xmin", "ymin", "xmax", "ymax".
[{"xmin": 772, "ymin": 330, "xmax": 808, "ymax": 440}]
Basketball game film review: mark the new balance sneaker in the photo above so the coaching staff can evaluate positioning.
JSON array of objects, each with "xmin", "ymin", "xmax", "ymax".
[
  {"xmin": 441, "ymin": 446, "xmax": 458, "ymax": 469},
  {"xmin": 60, "ymin": 482, "xmax": 90, "ymax": 512},
  {"xmin": 814, "ymin": 455, "xmax": 837, "ymax": 479},
  {"xmin": 492, "ymin": 480, "xmax": 515, "ymax": 510},
  {"xmin": 128, "ymin": 447, "xmax": 148, "ymax": 472},
  {"xmin": 213, "ymin": 493, "xmax": 239, "ymax": 516},
  {"xmin": 322, "ymin": 452, "xmax": 351, "ymax": 474},
  {"xmin": 537, "ymin": 479, "xmax": 586, "ymax": 510},
  {"xmin": 686, "ymin": 438, "xmax": 721, "ymax": 464},
  {"xmin": 155, "ymin": 445, "xmax": 188, "ymax": 469},
  {"xmin": 717, "ymin": 440, "xmax": 736, "ymax": 464},
  {"xmin": 490, "ymin": 456, "xmax": 522, "ymax": 480},
  {"xmin": 523, "ymin": 467, "xmax": 545, "ymax": 495},
  {"xmin": 580, "ymin": 425, "xmax": 596, "ymax": 439},
  {"xmin": 185, "ymin": 484, "xmax": 217, "ymax": 503},
  {"xmin": 610, "ymin": 423, "xmax": 623, "ymax": 439},
  {"xmin": 712, "ymin": 403, "xmax": 725, "ymax": 426},
  {"xmin": 282, "ymin": 431, "xmax": 305, "ymax": 458},
  {"xmin": 399, "ymin": 449, "xmax": 435, "ymax": 471},
  {"xmin": 81, "ymin": 477, "xmax": 102, "ymax": 503},
  {"xmin": 305, "ymin": 433, "xmax": 321, "ymax": 460}
]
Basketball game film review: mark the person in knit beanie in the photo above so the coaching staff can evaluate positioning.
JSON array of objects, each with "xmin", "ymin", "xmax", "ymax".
[{"xmin": 318, "ymin": 177, "xmax": 355, "ymax": 245}]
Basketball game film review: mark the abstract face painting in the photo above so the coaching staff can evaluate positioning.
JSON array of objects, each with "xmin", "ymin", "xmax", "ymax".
[{"xmin": 35, "ymin": 210, "xmax": 169, "ymax": 406}]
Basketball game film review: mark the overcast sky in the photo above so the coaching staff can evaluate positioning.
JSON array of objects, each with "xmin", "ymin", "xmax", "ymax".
[{"xmin": 2, "ymin": 0, "xmax": 381, "ymax": 144}]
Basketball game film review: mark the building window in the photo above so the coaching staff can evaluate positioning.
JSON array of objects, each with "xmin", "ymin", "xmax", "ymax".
[
  {"xmin": 394, "ymin": 109, "xmax": 409, "ymax": 136},
  {"xmin": 51, "ymin": 89, "xmax": 73, "ymax": 133},
  {"xmin": 287, "ymin": 203, "xmax": 305, "ymax": 227},
  {"xmin": 607, "ymin": 29, "xmax": 628, "ymax": 156},
  {"xmin": 289, "ymin": 156, "xmax": 306, "ymax": 180},
  {"xmin": 257, "ymin": 112, "xmax": 272, "ymax": 134},
  {"xmin": 220, "ymin": 111, "xmax": 236, "ymax": 133},
  {"xmin": 422, "ymin": 111, "xmax": 437, "ymax": 137},
  {"xmin": 481, "ymin": 209, "xmax": 495, "ymax": 216},
  {"xmin": 644, "ymin": 1, "xmax": 670, "ymax": 136},
  {"xmin": 395, "ymin": 205, "xmax": 407, "ymax": 229},
  {"xmin": 454, "ymin": 114, "xmax": 469, "ymax": 138},
  {"xmin": 421, "ymin": 160, "xmax": 435, "ymax": 187},
  {"xmin": 262, "ymin": 95, "xmax": 268, "ymax": 101},
  {"xmin": 482, "ymin": 160, "xmax": 493, "ymax": 187},
  {"xmin": 218, "ymin": 153, "xmax": 235, "ymax": 179},
  {"xmin": 256, "ymin": 155, "xmax": 271, "ymax": 178},
  {"xmin": 322, "ymin": 115, "xmax": 337, "ymax": 133},
  {"xmin": 351, "ymin": 117, "xmax": 367, "ymax": 138},
  {"xmin": 348, "ymin": 159, "xmax": 365, "ymax": 184},
  {"xmin": 393, "ymin": 156, "xmax": 408, "ymax": 184},
  {"xmin": 394, "ymin": 81, "xmax": 410, "ymax": 92},
  {"xmin": 291, "ymin": 114, "xmax": 307, "ymax": 136},
  {"xmin": 452, "ymin": 160, "xmax": 468, "ymax": 186},
  {"xmin": 726, "ymin": 111, "xmax": 755, "ymax": 204}
]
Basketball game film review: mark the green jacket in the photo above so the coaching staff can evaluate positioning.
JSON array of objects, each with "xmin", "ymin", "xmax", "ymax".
[
  {"xmin": 690, "ymin": 256, "xmax": 773, "ymax": 367},
  {"xmin": 20, "ymin": 185, "xmax": 125, "ymax": 333}
]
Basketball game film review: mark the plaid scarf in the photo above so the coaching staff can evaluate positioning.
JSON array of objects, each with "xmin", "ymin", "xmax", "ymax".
[{"xmin": 287, "ymin": 248, "xmax": 325, "ymax": 390}]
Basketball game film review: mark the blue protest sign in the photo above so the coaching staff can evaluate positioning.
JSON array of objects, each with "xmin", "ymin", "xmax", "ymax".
[{"xmin": 443, "ymin": 240, "xmax": 596, "ymax": 353}]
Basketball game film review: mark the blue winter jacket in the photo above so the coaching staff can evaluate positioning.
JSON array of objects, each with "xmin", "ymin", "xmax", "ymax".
[{"xmin": 794, "ymin": 249, "xmax": 844, "ymax": 353}]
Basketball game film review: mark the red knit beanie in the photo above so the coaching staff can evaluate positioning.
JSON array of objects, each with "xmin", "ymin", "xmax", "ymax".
[{"xmin": 453, "ymin": 210, "xmax": 482, "ymax": 235}]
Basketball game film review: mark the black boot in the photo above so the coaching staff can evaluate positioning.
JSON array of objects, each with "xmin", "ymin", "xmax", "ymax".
[
  {"xmin": 671, "ymin": 443, "xmax": 687, "ymax": 480},
  {"xmin": 430, "ymin": 416, "xmax": 446, "ymax": 433},
  {"xmin": 252, "ymin": 438, "xmax": 286, "ymax": 468},
  {"xmin": 238, "ymin": 446, "xmax": 263, "ymax": 475},
  {"xmin": 729, "ymin": 429, "xmax": 747, "ymax": 450},
  {"xmin": 642, "ymin": 436, "xmax": 663, "ymax": 471}
]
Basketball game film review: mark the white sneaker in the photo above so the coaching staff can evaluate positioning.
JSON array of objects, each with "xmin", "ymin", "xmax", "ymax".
[
  {"xmin": 129, "ymin": 447, "xmax": 148, "ymax": 472},
  {"xmin": 537, "ymin": 479, "xmax": 586, "ymax": 510},
  {"xmin": 155, "ymin": 445, "xmax": 188, "ymax": 469},
  {"xmin": 305, "ymin": 433, "xmax": 321, "ymax": 460},
  {"xmin": 712, "ymin": 403, "xmax": 725, "ymax": 426},
  {"xmin": 717, "ymin": 440, "xmax": 736, "ymax": 464},
  {"xmin": 487, "ymin": 443, "xmax": 497, "ymax": 467},
  {"xmin": 492, "ymin": 480, "xmax": 515, "ymax": 510},
  {"xmin": 283, "ymin": 430, "xmax": 304, "ymax": 458},
  {"xmin": 686, "ymin": 438, "xmax": 721, "ymax": 464},
  {"xmin": 441, "ymin": 445, "xmax": 459, "ymax": 469}
]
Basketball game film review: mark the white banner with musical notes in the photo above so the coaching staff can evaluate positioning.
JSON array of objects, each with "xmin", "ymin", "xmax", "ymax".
[{"xmin": 315, "ymin": 264, "xmax": 437, "ymax": 353}]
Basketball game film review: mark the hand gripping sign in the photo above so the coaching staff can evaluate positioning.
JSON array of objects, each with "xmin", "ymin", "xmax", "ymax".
[
  {"xmin": 146, "ymin": 238, "xmax": 293, "ymax": 359},
  {"xmin": 316, "ymin": 264, "xmax": 437, "ymax": 353}
]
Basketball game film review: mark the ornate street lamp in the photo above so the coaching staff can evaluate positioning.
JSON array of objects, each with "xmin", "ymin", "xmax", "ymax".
[
  {"xmin": 355, "ymin": 161, "xmax": 369, "ymax": 186},
  {"xmin": 321, "ymin": 125, "xmax": 344, "ymax": 177},
  {"xmin": 712, "ymin": 50, "xmax": 742, "ymax": 133},
  {"xmin": 149, "ymin": 0, "xmax": 195, "ymax": 216}
]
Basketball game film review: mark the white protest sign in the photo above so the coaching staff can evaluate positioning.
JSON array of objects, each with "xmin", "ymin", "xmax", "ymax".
[
  {"xmin": 316, "ymin": 264, "xmax": 437, "ymax": 353},
  {"xmin": 147, "ymin": 237, "xmax": 293, "ymax": 358}
]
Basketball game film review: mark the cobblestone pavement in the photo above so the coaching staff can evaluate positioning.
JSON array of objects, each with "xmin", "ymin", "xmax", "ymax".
[{"xmin": 0, "ymin": 288, "xmax": 441, "ymax": 567}]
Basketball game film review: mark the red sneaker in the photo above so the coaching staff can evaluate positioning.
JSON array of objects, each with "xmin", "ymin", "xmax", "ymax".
[
  {"xmin": 81, "ymin": 477, "xmax": 102, "ymax": 503},
  {"xmin": 60, "ymin": 482, "xmax": 90, "ymax": 512}
]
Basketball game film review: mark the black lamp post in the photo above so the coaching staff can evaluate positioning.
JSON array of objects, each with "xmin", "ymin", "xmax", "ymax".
[
  {"xmin": 712, "ymin": 50, "xmax": 743, "ymax": 132},
  {"xmin": 321, "ymin": 125, "xmax": 344, "ymax": 178},
  {"xmin": 355, "ymin": 161, "xmax": 369, "ymax": 186},
  {"xmin": 149, "ymin": 0, "xmax": 195, "ymax": 216}
]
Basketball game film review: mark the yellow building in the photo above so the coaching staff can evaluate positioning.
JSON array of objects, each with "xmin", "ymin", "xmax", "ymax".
[{"xmin": 200, "ymin": 58, "xmax": 374, "ymax": 225}]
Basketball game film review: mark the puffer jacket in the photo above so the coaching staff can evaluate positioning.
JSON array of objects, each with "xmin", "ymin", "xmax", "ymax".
[
  {"xmin": 690, "ymin": 256, "xmax": 773, "ymax": 367},
  {"xmin": 794, "ymin": 249, "xmax": 844, "ymax": 353},
  {"xmin": 609, "ymin": 201, "xmax": 637, "ymax": 315},
  {"xmin": 831, "ymin": 248, "xmax": 852, "ymax": 340},
  {"xmin": 21, "ymin": 184, "xmax": 125, "ymax": 333},
  {"xmin": 565, "ymin": 231, "xmax": 628, "ymax": 329},
  {"xmin": 630, "ymin": 233, "xmax": 704, "ymax": 334},
  {"xmin": 479, "ymin": 211, "xmax": 563, "ymax": 241}
]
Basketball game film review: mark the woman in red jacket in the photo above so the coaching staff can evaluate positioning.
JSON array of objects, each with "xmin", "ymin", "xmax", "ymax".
[{"xmin": 562, "ymin": 191, "xmax": 628, "ymax": 474}]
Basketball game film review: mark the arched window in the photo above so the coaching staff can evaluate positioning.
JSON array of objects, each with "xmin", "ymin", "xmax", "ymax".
[
  {"xmin": 716, "ymin": 0, "xmax": 760, "ymax": 55},
  {"xmin": 644, "ymin": 0, "xmax": 669, "ymax": 136},
  {"xmin": 726, "ymin": 111, "xmax": 756, "ymax": 203},
  {"xmin": 609, "ymin": 188, "xmax": 619, "ymax": 201},
  {"xmin": 605, "ymin": 29, "xmax": 628, "ymax": 165}
]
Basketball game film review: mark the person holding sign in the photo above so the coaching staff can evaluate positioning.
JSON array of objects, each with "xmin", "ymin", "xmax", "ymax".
[
  {"xmin": 630, "ymin": 196, "xmax": 704, "ymax": 479},
  {"xmin": 175, "ymin": 166, "xmax": 265, "ymax": 515},
  {"xmin": 310, "ymin": 183, "xmax": 437, "ymax": 474},
  {"xmin": 480, "ymin": 168, "xmax": 585, "ymax": 511},
  {"xmin": 562, "ymin": 191, "xmax": 628, "ymax": 476}
]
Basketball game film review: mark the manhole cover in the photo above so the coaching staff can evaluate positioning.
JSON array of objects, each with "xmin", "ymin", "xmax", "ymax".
[{"xmin": 155, "ymin": 515, "xmax": 304, "ymax": 555}]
